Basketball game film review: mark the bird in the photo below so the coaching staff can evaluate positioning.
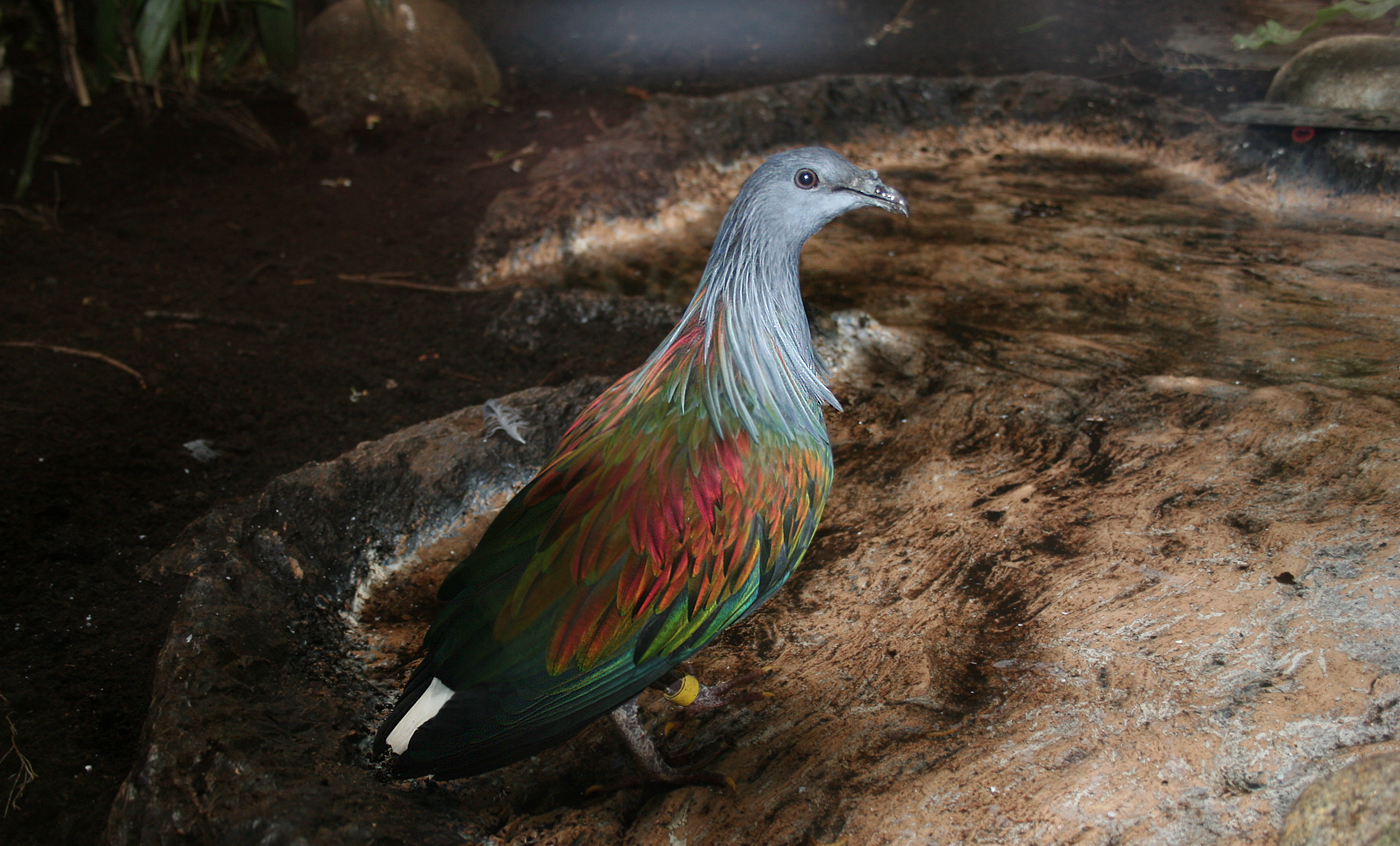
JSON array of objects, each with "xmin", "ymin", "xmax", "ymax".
[{"xmin": 374, "ymin": 147, "xmax": 908, "ymax": 785}]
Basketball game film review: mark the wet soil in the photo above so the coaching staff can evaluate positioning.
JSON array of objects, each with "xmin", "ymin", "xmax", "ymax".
[{"xmin": 0, "ymin": 90, "xmax": 654, "ymax": 844}]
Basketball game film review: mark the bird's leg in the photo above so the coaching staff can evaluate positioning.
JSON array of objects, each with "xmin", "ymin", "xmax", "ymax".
[
  {"xmin": 603, "ymin": 696, "xmax": 734, "ymax": 792},
  {"xmin": 591, "ymin": 668, "xmax": 772, "ymax": 793},
  {"xmin": 652, "ymin": 665, "xmax": 773, "ymax": 740}
]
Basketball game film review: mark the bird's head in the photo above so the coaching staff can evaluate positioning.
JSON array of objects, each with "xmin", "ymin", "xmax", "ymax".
[{"xmin": 730, "ymin": 147, "xmax": 909, "ymax": 245}]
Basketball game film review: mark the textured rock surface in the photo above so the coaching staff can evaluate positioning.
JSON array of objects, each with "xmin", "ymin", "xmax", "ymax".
[
  {"xmin": 1280, "ymin": 751, "xmax": 1400, "ymax": 845},
  {"xmin": 459, "ymin": 73, "xmax": 1400, "ymax": 291},
  {"xmin": 459, "ymin": 73, "xmax": 1210, "ymax": 290},
  {"xmin": 292, "ymin": 0, "xmax": 500, "ymax": 130},
  {"xmin": 104, "ymin": 379, "xmax": 611, "ymax": 846},
  {"xmin": 110, "ymin": 76, "xmax": 1400, "ymax": 845},
  {"xmin": 1267, "ymin": 35, "xmax": 1400, "ymax": 112}
]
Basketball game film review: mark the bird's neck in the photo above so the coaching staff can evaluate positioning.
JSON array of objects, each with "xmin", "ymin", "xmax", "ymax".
[{"xmin": 630, "ymin": 221, "xmax": 836, "ymax": 443}]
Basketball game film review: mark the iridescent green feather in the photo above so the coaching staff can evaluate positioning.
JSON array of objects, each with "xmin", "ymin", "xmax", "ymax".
[{"xmin": 375, "ymin": 148, "xmax": 907, "ymax": 780}]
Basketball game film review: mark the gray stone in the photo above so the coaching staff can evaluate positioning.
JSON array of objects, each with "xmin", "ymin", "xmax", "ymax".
[
  {"xmin": 1267, "ymin": 35, "xmax": 1400, "ymax": 112},
  {"xmin": 104, "ymin": 379, "xmax": 611, "ymax": 846},
  {"xmin": 1281, "ymin": 752, "xmax": 1400, "ymax": 846},
  {"xmin": 292, "ymin": 0, "xmax": 500, "ymax": 130},
  {"xmin": 459, "ymin": 73, "xmax": 1202, "ymax": 289}
]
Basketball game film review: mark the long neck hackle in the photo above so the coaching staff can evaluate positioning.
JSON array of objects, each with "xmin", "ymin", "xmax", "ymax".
[{"xmin": 629, "ymin": 188, "xmax": 838, "ymax": 443}]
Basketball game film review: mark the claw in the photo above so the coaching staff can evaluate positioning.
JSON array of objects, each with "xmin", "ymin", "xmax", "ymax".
[
  {"xmin": 921, "ymin": 724, "xmax": 960, "ymax": 739},
  {"xmin": 599, "ymin": 668, "xmax": 779, "ymax": 795},
  {"xmin": 602, "ymin": 695, "xmax": 736, "ymax": 795}
]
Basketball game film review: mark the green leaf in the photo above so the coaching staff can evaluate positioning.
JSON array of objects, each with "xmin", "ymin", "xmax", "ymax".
[
  {"xmin": 1017, "ymin": 15, "xmax": 1062, "ymax": 35},
  {"xmin": 1233, "ymin": 19, "xmax": 1305, "ymax": 50},
  {"xmin": 1235, "ymin": 0, "xmax": 1400, "ymax": 49},
  {"xmin": 15, "ymin": 99, "xmax": 61, "ymax": 202},
  {"xmin": 254, "ymin": 0, "xmax": 296, "ymax": 75},
  {"xmin": 92, "ymin": 0, "xmax": 125, "ymax": 80},
  {"xmin": 133, "ymin": 0, "xmax": 187, "ymax": 80},
  {"xmin": 186, "ymin": 0, "xmax": 216, "ymax": 82},
  {"xmin": 1327, "ymin": 0, "xmax": 1400, "ymax": 21}
]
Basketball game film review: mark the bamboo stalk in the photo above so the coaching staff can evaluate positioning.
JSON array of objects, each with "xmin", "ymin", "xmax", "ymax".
[
  {"xmin": 50, "ymin": 0, "xmax": 91, "ymax": 106},
  {"xmin": 119, "ymin": 15, "xmax": 152, "ymax": 115}
]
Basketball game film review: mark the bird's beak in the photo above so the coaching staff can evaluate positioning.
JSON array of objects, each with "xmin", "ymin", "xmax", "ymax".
[{"xmin": 848, "ymin": 170, "xmax": 909, "ymax": 216}]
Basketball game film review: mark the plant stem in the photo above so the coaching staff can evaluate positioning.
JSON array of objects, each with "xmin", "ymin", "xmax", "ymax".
[
  {"xmin": 51, "ymin": 0, "xmax": 92, "ymax": 106},
  {"xmin": 14, "ymin": 100, "xmax": 61, "ymax": 203}
]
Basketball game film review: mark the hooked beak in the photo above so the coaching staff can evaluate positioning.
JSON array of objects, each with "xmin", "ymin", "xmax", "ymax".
[{"xmin": 845, "ymin": 170, "xmax": 909, "ymax": 216}]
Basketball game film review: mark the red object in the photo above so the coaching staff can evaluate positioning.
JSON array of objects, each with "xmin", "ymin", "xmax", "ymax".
[{"xmin": 1292, "ymin": 126, "xmax": 1316, "ymax": 143}]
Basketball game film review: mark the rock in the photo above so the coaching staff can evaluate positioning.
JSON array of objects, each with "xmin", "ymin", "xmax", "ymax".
[
  {"xmin": 461, "ymin": 72, "xmax": 1400, "ymax": 292},
  {"xmin": 483, "ymin": 288, "xmax": 682, "ymax": 351},
  {"xmin": 110, "ymin": 76, "xmax": 1400, "ymax": 846},
  {"xmin": 104, "ymin": 379, "xmax": 613, "ymax": 846},
  {"xmin": 291, "ymin": 0, "xmax": 500, "ymax": 130},
  {"xmin": 1281, "ymin": 752, "xmax": 1400, "ymax": 846},
  {"xmin": 1267, "ymin": 35, "xmax": 1400, "ymax": 112},
  {"xmin": 459, "ymin": 74, "xmax": 1194, "ymax": 289}
]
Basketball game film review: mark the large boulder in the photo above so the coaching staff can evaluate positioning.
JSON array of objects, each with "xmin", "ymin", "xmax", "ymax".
[
  {"xmin": 1281, "ymin": 751, "xmax": 1400, "ymax": 845},
  {"xmin": 1266, "ymin": 34, "xmax": 1400, "ymax": 111},
  {"xmin": 291, "ymin": 0, "xmax": 500, "ymax": 130},
  {"xmin": 110, "ymin": 76, "xmax": 1400, "ymax": 845}
]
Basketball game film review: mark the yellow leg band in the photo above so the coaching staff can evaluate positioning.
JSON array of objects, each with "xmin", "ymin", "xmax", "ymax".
[{"xmin": 662, "ymin": 674, "xmax": 700, "ymax": 707}]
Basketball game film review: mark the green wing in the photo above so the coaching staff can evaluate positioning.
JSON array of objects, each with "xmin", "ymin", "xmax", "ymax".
[{"xmin": 378, "ymin": 369, "xmax": 831, "ymax": 778}]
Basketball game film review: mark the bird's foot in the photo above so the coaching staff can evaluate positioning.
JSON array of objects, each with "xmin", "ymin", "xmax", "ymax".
[{"xmin": 590, "ymin": 695, "xmax": 737, "ymax": 795}]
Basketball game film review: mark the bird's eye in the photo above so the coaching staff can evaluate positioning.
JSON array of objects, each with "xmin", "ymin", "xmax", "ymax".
[{"xmin": 794, "ymin": 168, "xmax": 819, "ymax": 190}]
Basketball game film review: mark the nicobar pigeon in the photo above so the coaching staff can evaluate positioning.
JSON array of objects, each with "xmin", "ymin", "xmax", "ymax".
[{"xmin": 374, "ymin": 147, "xmax": 908, "ymax": 786}]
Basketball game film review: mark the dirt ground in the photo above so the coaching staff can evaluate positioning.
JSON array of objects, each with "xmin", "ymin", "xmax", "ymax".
[{"xmin": 3, "ymin": 1, "xmax": 1390, "ymax": 844}]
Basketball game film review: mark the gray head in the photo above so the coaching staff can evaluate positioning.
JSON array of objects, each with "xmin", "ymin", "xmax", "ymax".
[
  {"xmin": 639, "ymin": 147, "xmax": 907, "ymax": 440},
  {"xmin": 717, "ymin": 147, "xmax": 909, "ymax": 249}
]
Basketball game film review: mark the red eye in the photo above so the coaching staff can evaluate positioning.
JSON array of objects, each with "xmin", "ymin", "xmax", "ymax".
[{"xmin": 794, "ymin": 168, "xmax": 819, "ymax": 190}]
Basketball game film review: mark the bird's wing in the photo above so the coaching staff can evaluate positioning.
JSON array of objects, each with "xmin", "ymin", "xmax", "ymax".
[
  {"xmin": 430, "ymin": 381, "xmax": 829, "ymax": 685},
  {"xmin": 382, "ymin": 379, "xmax": 830, "ymax": 776}
]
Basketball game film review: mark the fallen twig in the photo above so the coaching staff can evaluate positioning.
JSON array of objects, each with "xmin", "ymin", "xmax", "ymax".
[
  {"xmin": 142, "ymin": 310, "xmax": 286, "ymax": 332},
  {"xmin": 0, "ymin": 204, "xmax": 58, "ymax": 229},
  {"xmin": 464, "ymin": 141, "xmax": 540, "ymax": 172},
  {"xmin": 866, "ymin": 0, "xmax": 918, "ymax": 46},
  {"xmin": 2, "ymin": 341, "xmax": 147, "ymax": 389},
  {"xmin": 2, "ymin": 699, "xmax": 37, "ymax": 817},
  {"xmin": 335, "ymin": 273, "xmax": 462, "ymax": 293}
]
